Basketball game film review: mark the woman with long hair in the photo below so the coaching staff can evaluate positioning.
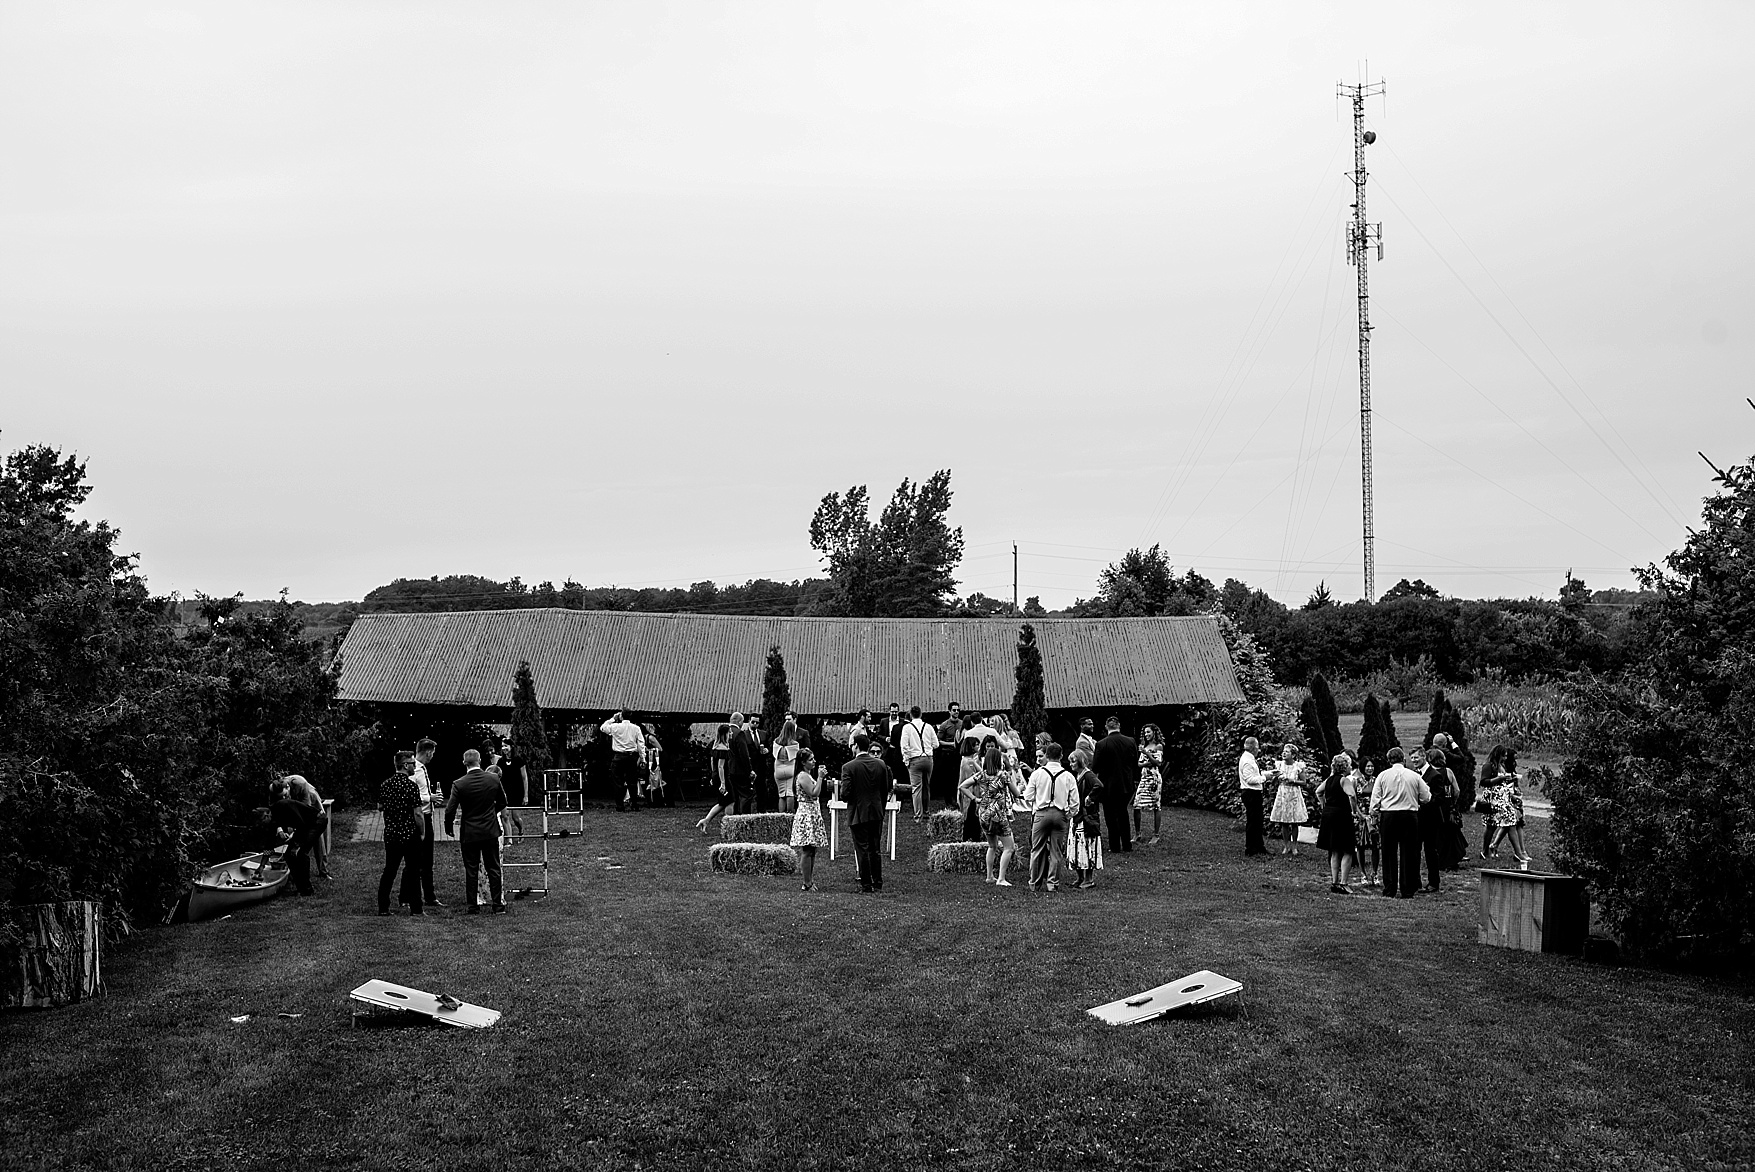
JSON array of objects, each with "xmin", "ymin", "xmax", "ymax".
[
  {"xmin": 789, "ymin": 749, "xmax": 827, "ymax": 890},
  {"xmin": 989, "ymin": 715, "xmax": 1022, "ymax": 771},
  {"xmin": 1478, "ymin": 745, "xmax": 1507, "ymax": 859},
  {"xmin": 1133, "ymin": 723, "xmax": 1166, "ymax": 846},
  {"xmin": 957, "ymin": 735, "xmax": 984, "ymax": 841},
  {"xmin": 1483, "ymin": 746, "xmax": 1531, "ymax": 868},
  {"xmin": 1068, "ymin": 748, "xmax": 1105, "ymax": 888},
  {"xmin": 975, "ymin": 746, "xmax": 1022, "ymax": 886},
  {"xmin": 1352, "ymin": 755, "xmax": 1380, "ymax": 886},
  {"xmin": 1315, "ymin": 753, "xmax": 1358, "ymax": 893},
  {"xmin": 773, "ymin": 718, "xmax": 800, "ymax": 815},
  {"xmin": 696, "ymin": 724, "xmax": 734, "ymax": 834}
]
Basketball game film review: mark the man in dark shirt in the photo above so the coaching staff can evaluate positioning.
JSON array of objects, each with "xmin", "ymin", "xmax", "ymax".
[
  {"xmin": 445, "ymin": 749, "xmax": 510, "ymax": 913},
  {"xmin": 839, "ymin": 732, "xmax": 895, "ymax": 893},
  {"xmin": 378, "ymin": 751, "xmax": 425, "ymax": 916},
  {"xmin": 728, "ymin": 712, "xmax": 759, "ymax": 815},
  {"xmin": 1092, "ymin": 716, "xmax": 1141, "ymax": 853},
  {"xmin": 268, "ymin": 780, "xmax": 316, "ymax": 896}
]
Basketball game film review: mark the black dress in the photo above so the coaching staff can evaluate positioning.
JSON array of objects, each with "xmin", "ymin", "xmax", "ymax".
[{"xmin": 1314, "ymin": 777, "xmax": 1357, "ymax": 853}]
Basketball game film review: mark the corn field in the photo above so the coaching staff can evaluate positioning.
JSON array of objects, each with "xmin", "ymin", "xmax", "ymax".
[{"xmin": 1461, "ymin": 699, "xmax": 1578, "ymax": 750}]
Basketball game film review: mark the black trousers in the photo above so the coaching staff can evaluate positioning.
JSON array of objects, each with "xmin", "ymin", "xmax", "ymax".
[
  {"xmin": 284, "ymin": 832, "xmax": 314, "ymax": 895},
  {"xmin": 460, "ymin": 839, "xmax": 503, "ymax": 908},
  {"xmin": 1242, "ymin": 788, "xmax": 1267, "ymax": 855},
  {"xmin": 1380, "ymin": 811, "xmax": 1422, "ymax": 897},
  {"xmin": 1103, "ymin": 795, "xmax": 1133, "ymax": 853},
  {"xmin": 733, "ymin": 780, "xmax": 756, "ymax": 815},
  {"xmin": 1419, "ymin": 810, "xmax": 1445, "ymax": 890},
  {"xmin": 756, "ymin": 774, "xmax": 779, "ymax": 813},
  {"xmin": 416, "ymin": 814, "xmax": 437, "ymax": 901},
  {"xmin": 379, "ymin": 840, "xmax": 422, "ymax": 913},
  {"xmin": 612, "ymin": 751, "xmax": 641, "ymax": 809},
  {"xmin": 850, "ymin": 821, "xmax": 883, "ymax": 891}
]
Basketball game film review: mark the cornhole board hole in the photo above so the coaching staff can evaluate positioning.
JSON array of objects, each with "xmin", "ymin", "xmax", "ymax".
[
  {"xmin": 1087, "ymin": 970, "xmax": 1242, "ymax": 1026},
  {"xmin": 349, "ymin": 980, "xmax": 500, "ymax": 1029}
]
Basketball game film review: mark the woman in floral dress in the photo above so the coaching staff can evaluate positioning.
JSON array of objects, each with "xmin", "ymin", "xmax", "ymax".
[
  {"xmin": 1351, "ymin": 755, "xmax": 1380, "ymax": 886},
  {"xmin": 1268, "ymin": 743, "xmax": 1308, "ymax": 855},
  {"xmin": 975, "ymin": 747, "xmax": 1022, "ymax": 886},
  {"xmin": 1133, "ymin": 723, "xmax": 1166, "ymax": 846},
  {"xmin": 790, "ymin": 749, "xmax": 828, "ymax": 891}
]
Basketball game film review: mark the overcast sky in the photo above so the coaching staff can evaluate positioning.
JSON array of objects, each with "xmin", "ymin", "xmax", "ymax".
[{"xmin": 3, "ymin": 2, "xmax": 1749, "ymax": 609}]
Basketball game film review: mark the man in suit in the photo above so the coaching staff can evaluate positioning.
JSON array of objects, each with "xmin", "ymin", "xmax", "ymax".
[
  {"xmin": 728, "ymin": 711, "xmax": 758, "ymax": 814},
  {"xmin": 839, "ymin": 731, "xmax": 894, "ymax": 893},
  {"xmin": 1092, "ymin": 716, "xmax": 1140, "ymax": 853},
  {"xmin": 445, "ymin": 749, "xmax": 510, "ymax": 913}
]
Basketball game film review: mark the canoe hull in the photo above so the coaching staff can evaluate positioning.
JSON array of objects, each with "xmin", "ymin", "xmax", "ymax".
[{"xmin": 187, "ymin": 852, "xmax": 290, "ymax": 922}]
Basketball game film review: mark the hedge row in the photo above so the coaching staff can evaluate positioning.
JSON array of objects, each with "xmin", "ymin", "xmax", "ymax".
[
  {"xmin": 719, "ymin": 813, "xmax": 795, "ymax": 844},
  {"xmin": 926, "ymin": 842, "xmax": 988, "ymax": 874},
  {"xmin": 708, "ymin": 843, "xmax": 798, "ymax": 875}
]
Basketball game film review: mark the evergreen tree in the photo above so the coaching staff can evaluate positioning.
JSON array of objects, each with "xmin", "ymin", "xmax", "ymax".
[
  {"xmin": 1381, "ymin": 700, "xmax": 1402, "ymax": 750},
  {"xmin": 761, "ymin": 645, "xmax": 791, "ymax": 738},
  {"xmin": 1298, "ymin": 695, "xmax": 1326, "ymax": 760},
  {"xmin": 1424, "ymin": 689, "xmax": 1449, "ymax": 749},
  {"xmin": 509, "ymin": 660, "xmax": 551, "ymax": 796},
  {"xmin": 1010, "ymin": 623, "xmax": 1047, "ymax": 750},
  {"xmin": 1440, "ymin": 704, "xmax": 1478, "ymax": 807},
  {"xmin": 1357, "ymin": 693, "xmax": 1392, "ymax": 770},
  {"xmin": 1310, "ymin": 672, "xmax": 1344, "ymax": 759}
]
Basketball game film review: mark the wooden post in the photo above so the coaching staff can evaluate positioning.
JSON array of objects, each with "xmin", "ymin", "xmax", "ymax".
[{"xmin": 1, "ymin": 900, "xmax": 105, "ymax": 1009}]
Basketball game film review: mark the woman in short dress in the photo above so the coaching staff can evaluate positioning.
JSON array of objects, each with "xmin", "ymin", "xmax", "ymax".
[
  {"xmin": 1268, "ymin": 743, "xmax": 1309, "ymax": 855},
  {"xmin": 975, "ymin": 747, "xmax": 1022, "ymax": 886},
  {"xmin": 696, "ymin": 724, "xmax": 735, "ymax": 834},
  {"xmin": 1482, "ymin": 746, "xmax": 1531, "ymax": 869},
  {"xmin": 957, "ymin": 737, "xmax": 984, "ymax": 841},
  {"xmin": 773, "ymin": 719, "xmax": 800, "ymax": 815},
  {"xmin": 1133, "ymin": 723, "xmax": 1166, "ymax": 846},
  {"xmin": 789, "ymin": 749, "xmax": 828, "ymax": 890},
  {"xmin": 1068, "ymin": 749, "xmax": 1105, "ymax": 888},
  {"xmin": 1314, "ymin": 753, "xmax": 1357, "ymax": 893}
]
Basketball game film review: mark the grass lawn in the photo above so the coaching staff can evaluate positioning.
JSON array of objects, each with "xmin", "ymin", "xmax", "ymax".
[{"xmin": 3, "ymin": 806, "xmax": 1750, "ymax": 1171}]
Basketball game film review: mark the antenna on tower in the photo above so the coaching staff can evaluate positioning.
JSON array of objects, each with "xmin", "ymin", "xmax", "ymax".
[{"xmin": 1338, "ymin": 75, "xmax": 1385, "ymax": 603}]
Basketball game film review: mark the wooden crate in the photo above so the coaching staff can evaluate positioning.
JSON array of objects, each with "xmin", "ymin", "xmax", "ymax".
[{"xmin": 1478, "ymin": 870, "xmax": 1589, "ymax": 955}]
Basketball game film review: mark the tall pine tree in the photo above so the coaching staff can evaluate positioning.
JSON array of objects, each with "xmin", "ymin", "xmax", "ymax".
[
  {"xmin": 1381, "ymin": 700, "xmax": 1402, "ymax": 751},
  {"xmin": 1357, "ymin": 693, "xmax": 1392, "ymax": 770},
  {"xmin": 1310, "ymin": 672, "xmax": 1344, "ymax": 760},
  {"xmin": 761, "ymin": 645, "xmax": 791, "ymax": 738},
  {"xmin": 1424, "ymin": 689, "xmax": 1449, "ymax": 749},
  {"xmin": 1010, "ymin": 623, "xmax": 1047, "ymax": 750},
  {"xmin": 1298, "ymin": 695, "xmax": 1326, "ymax": 759},
  {"xmin": 509, "ymin": 660, "xmax": 551, "ymax": 802}
]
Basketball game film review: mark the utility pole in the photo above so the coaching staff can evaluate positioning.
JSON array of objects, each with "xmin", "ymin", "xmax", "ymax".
[
  {"xmin": 1339, "ymin": 76, "xmax": 1385, "ymax": 603},
  {"xmin": 1012, "ymin": 543, "xmax": 1019, "ymax": 614}
]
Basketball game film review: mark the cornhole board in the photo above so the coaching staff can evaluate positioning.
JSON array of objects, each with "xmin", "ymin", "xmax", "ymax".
[
  {"xmin": 348, "ymin": 980, "xmax": 500, "ymax": 1029},
  {"xmin": 1087, "ymin": 970, "xmax": 1242, "ymax": 1026}
]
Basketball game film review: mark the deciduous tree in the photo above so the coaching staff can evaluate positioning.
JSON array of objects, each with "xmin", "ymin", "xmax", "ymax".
[{"xmin": 808, "ymin": 471, "xmax": 964, "ymax": 617}]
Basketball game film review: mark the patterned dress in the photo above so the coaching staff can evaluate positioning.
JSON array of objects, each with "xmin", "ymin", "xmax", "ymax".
[
  {"xmin": 976, "ymin": 772, "xmax": 1015, "ymax": 838},
  {"xmin": 1070, "ymin": 769, "xmax": 1105, "ymax": 871},
  {"xmin": 789, "ymin": 770, "xmax": 828, "ymax": 848},
  {"xmin": 1134, "ymin": 744, "xmax": 1164, "ymax": 810},
  {"xmin": 1268, "ymin": 762, "xmax": 1308, "ymax": 824}
]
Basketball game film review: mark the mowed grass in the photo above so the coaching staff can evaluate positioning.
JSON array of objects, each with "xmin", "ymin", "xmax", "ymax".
[{"xmin": 2, "ymin": 807, "xmax": 1750, "ymax": 1172}]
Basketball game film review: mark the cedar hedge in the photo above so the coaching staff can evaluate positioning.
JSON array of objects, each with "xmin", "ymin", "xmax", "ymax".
[
  {"xmin": 708, "ymin": 843, "xmax": 798, "ymax": 876},
  {"xmin": 926, "ymin": 842, "xmax": 988, "ymax": 874},
  {"xmin": 719, "ymin": 814, "xmax": 795, "ymax": 844}
]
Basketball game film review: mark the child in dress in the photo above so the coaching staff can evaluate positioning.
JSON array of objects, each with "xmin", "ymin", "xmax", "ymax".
[{"xmin": 789, "ymin": 750, "xmax": 828, "ymax": 891}]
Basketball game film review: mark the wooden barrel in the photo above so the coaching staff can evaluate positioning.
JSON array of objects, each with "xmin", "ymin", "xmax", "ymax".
[
  {"xmin": 1, "ymin": 900, "xmax": 105, "ymax": 1009},
  {"xmin": 1478, "ymin": 870, "xmax": 1589, "ymax": 956}
]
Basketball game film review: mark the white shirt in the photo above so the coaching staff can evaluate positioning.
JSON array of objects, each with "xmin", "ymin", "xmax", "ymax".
[
  {"xmin": 601, "ymin": 717, "xmax": 645, "ymax": 757},
  {"xmin": 900, "ymin": 718, "xmax": 939, "ymax": 761},
  {"xmin": 964, "ymin": 723, "xmax": 998, "ymax": 749},
  {"xmin": 1024, "ymin": 763, "xmax": 1078, "ymax": 813},
  {"xmin": 411, "ymin": 761, "xmax": 434, "ymax": 815},
  {"xmin": 1369, "ymin": 764, "xmax": 1432, "ymax": 813},
  {"xmin": 1238, "ymin": 752, "xmax": 1264, "ymax": 791}
]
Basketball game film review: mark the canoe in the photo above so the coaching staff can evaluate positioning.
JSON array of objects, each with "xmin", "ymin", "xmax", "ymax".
[{"xmin": 186, "ymin": 851, "xmax": 290, "ymax": 921}]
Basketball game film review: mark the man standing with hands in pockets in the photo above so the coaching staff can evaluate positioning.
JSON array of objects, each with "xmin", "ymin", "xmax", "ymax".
[{"xmin": 839, "ymin": 732, "xmax": 894, "ymax": 894}]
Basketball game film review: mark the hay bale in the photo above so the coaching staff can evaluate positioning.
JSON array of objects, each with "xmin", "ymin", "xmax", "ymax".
[
  {"xmin": 926, "ymin": 842, "xmax": 988, "ymax": 874},
  {"xmin": 927, "ymin": 809, "xmax": 966, "ymax": 842},
  {"xmin": 708, "ymin": 843, "xmax": 799, "ymax": 876},
  {"xmin": 719, "ymin": 813, "xmax": 795, "ymax": 844}
]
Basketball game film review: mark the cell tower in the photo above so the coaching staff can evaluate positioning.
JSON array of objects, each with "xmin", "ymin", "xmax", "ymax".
[{"xmin": 1339, "ymin": 77, "xmax": 1384, "ymax": 602}]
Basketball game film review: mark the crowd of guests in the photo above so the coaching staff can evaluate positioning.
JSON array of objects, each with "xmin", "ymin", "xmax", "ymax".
[{"xmin": 1238, "ymin": 733, "xmax": 1533, "ymax": 898}]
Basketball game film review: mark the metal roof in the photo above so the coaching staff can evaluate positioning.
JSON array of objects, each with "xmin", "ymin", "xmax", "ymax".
[{"xmin": 335, "ymin": 609, "xmax": 1244, "ymax": 715}]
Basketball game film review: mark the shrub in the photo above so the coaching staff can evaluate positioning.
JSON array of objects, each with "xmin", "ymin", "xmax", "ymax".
[
  {"xmin": 1176, "ymin": 612, "xmax": 1305, "ymax": 813},
  {"xmin": 708, "ymin": 843, "xmax": 798, "ymax": 876},
  {"xmin": 719, "ymin": 813, "xmax": 795, "ymax": 844},
  {"xmin": 926, "ymin": 843, "xmax": 987, "ymax": 873},
  {"xmin": 927, "ymin": 809, "xmax": 965, "ymax": 842}
]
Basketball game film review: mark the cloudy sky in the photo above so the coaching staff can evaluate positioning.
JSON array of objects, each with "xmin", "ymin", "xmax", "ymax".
[{"xmin": 3, "ymin": 2, "xmax": 1748, "ymax": 608}]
